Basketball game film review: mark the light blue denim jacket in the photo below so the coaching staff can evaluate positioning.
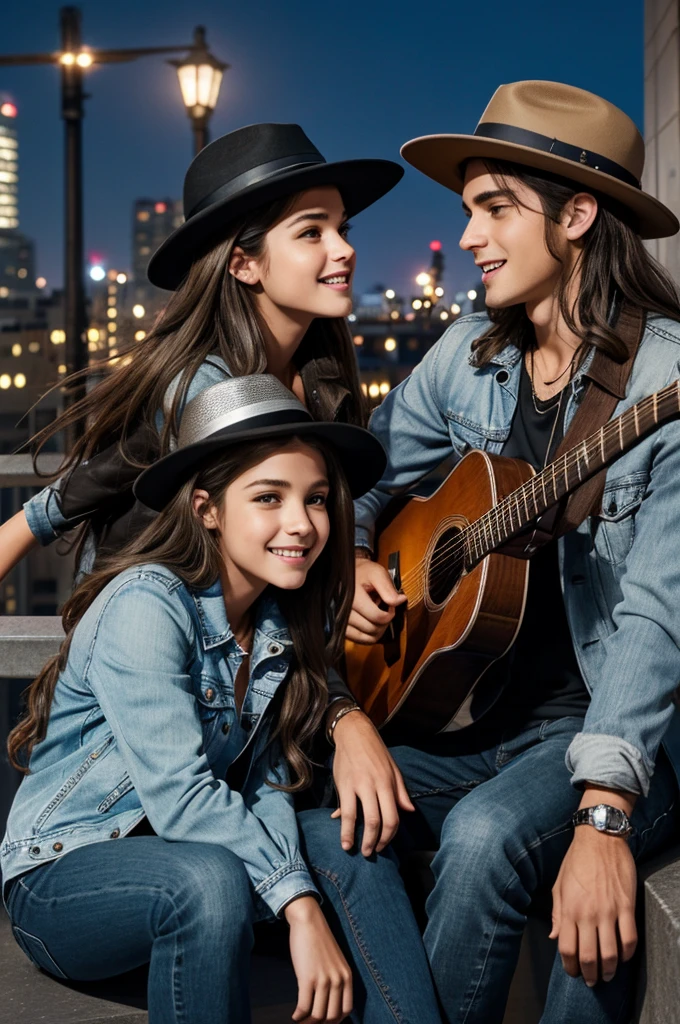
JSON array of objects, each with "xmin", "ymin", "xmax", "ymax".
[
  {"xmin": 1, "ymin": 564, "xmax": 318, "ymax": 919},
  {"xmin": 355, "ymin": 312, "xmax": 680, "ymax": 798}
]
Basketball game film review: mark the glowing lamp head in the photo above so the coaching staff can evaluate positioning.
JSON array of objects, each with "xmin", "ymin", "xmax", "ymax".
[
  {"xmin": 0, "ymin": 102, "xmax": 17, "ymax": 118},
  {"xmin": 90, "ymin": 266, "xmax": 106, "ymax": 282}
]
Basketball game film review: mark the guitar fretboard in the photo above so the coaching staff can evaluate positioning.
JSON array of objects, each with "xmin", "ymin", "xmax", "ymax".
[{"xmin": 462, "ymin": 380, "xmax": 680, "ymax": 569}]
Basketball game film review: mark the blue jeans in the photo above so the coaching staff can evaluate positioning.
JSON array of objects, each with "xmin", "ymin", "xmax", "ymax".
[
  {"xmin": 390, "ymin": 717, "xmax": 680, "ymax": 1024},
  {"xmin": 5, "ymin": 809, "xmax": 440, "ymax": 1024}
]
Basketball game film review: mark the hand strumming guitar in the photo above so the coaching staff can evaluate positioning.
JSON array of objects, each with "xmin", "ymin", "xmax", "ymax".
[{"xmin": 346, "ymin": 551, "xmax": 407, "ymax": 645}]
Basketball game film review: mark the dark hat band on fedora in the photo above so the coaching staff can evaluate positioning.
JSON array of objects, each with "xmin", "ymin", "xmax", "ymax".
[
  {"xmin": 134, "ymin": 374, "xmax": 386, "ymax": 511},
  {"xmin": 187, "ymin": 153, "xmax": 322, "ymax": 219},
  {"xmin": 473, "ymin": 123, "xmax": 641, "ymax": 191}
]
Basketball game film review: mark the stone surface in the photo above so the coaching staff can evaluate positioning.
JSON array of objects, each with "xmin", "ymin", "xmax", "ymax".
[
  {"xmin": 0, "ymin": 909, "xmax": 296, "ymax": 1023},
  {"xmin": 637, "ymin": 849, "xmax": 680, "ymax": 1024},
  {"xmin": 0, "ymin": 617, "xmax": 64, "ymax": 678},
  {"xmin": 0, "ymin": 454, "xmax": 63, "ymax": 488}
]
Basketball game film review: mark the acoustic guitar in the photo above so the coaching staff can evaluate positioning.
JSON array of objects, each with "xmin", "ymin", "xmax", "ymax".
[{"xmin": 346, "ymin": 380, "xmax": 680, "ymax": 733}]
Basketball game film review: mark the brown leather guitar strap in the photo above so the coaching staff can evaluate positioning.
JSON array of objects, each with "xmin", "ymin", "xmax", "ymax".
[{"xmin": 551, "ymin": 303, "xmax": 645, "ymax": 536}]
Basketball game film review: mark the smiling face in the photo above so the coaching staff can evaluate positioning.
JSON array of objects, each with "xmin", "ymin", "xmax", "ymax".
[
  {"xmin": 230, "ymin": 186, "xmax": 355, "ymax": 322},
  {"xmin": 196, "ymin": 442, "xmax": 331, "ymax": 601},
  {"xmin": 460, "ymin": 159, "xmax": 566, "ymax": 310}
]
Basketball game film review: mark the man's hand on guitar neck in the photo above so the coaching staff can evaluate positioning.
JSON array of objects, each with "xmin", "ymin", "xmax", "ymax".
[{"xmin": 346, "ymin": 552, "xmax": 407, "ymax": 644}]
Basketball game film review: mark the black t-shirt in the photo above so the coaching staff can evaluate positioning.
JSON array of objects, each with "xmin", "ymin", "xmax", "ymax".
[{"xmin": 475, "ymin": 362, "xmax": 590, "ymax": 734}]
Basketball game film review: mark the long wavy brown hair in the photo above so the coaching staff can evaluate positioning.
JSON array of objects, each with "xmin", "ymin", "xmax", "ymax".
[
  {"xmin": 468, "ymin": 159, "xmax": 680, "ymax": 366},
  {"xmin": 9, "ymin": 436, "xmax": 355, "ymax": 791},
  {"xmin": 31, "ymin": 192, "xmax": 367, "ymax": 475}
]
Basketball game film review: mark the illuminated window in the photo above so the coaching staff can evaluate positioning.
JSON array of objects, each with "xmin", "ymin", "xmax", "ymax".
[
  {"xmin": 0, "ymin": 373, "xmax": 10, "ymax": 389},
  {"xmin": 11, "ymin": 343, "xmax": 21, "ymax": 357},
  {"xmin": 135, "ymin": 330, "xmax": 146, "ymax": 341},
  {"xmin": 13, "ymin": 373, "xmax": 26, "ymax": 388},
  {"xmin": 28, "ymin": 341, "xmax": 40, "ymax": 353},
  {"xmin": 137, "ymin": 211, "xmax": 151, "ymax": 221},
  {"xmin": 17, "ymin": 268, "xmax": 27, "ymax": 279}
]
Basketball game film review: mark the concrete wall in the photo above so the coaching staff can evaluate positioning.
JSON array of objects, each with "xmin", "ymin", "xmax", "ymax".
[{"xmin": 644, "ymin": 0, "xmax": 680, "ymax": 277}]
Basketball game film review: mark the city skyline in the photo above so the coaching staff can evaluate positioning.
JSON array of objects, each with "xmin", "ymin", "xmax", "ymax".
[{"xmin": 1, "ymin": 0, "xmax": 644, "ymax": 300}]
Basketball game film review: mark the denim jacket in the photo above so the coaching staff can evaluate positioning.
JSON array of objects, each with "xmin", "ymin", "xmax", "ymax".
[
  {"xmin": 1, "ymin": 565, "xmax": 318, "ymax": 919},
  {"xmin": 355, "ymin": 312, "xmax": 680, "ymax": 798}
]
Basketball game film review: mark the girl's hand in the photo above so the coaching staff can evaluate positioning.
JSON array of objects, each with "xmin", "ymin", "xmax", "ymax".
[{"xmin": 285, "ymin": 896, "xmax": 353, "ymax": 1023}]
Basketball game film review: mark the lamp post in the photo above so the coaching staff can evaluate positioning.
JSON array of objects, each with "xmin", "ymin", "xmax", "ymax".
[
  {"xmin": 171, "ymin": 27, "xmax": 228, "ymax": 157},
  {"xmin": 0, "ymin": 8, "xmax": 228, "ymax": 443}
]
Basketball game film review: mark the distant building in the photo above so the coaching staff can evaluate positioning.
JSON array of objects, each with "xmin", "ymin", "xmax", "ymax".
[
  {"xmin": 0, "ymin": 100, "xmax": 36, "ymax": 296},
  {"xmin": 131, "ymin": 198, "xmax": 183, "ymax": 327}
]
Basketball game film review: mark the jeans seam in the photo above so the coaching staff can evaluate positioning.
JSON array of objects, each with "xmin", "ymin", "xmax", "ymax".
[
  {"xmin": 457, "ymin": 820, "xmax": 574, "ymax": 1023},
  {"xmin": 311, "ymin": 865, "xmax": 403, "ymax": 1024},
  {"xmin": 409, "ymin": 782, "xmax": 482, "ymax": 799}
]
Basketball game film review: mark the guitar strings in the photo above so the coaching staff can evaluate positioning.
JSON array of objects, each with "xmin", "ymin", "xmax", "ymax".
[
  {"xmin": 402, "ymin": 385, "xmax": 675, "ymax": 596},
  {"xmin": 396, "ymin": 385, "xmax": 678, "ymax": 599}
]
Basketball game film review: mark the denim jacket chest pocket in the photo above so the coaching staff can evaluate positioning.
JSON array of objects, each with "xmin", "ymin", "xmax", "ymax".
[
  {"xmin": 592, "ymin": 475, "xmax": 648, "ymax": 565},
  {"xmin": 443, "ymin": 410, "xmax": 508, "ymax": 456},
  {"xmin": 195, "ymin": 675, "xmax": 235, "ymax": 750}
]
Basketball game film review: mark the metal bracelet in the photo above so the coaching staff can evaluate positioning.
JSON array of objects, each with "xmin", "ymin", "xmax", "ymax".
[{"xmin": 327, "ymin": 702, "xmax": 362, "ymax": 745}]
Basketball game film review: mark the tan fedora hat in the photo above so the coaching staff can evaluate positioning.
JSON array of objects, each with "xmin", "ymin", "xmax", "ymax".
[{"xmin": 401, "ymin": 80, "xmax": 678, "ymax": 240}]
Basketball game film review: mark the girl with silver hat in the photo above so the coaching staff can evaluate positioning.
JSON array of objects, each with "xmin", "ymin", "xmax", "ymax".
[
  {"xmin": 350, "ymin": 81, "xmax": 680, "ymax": 1023},
  {"xmin": 1, "ymin": 123, "xmax": 412, "ymax": 867},
  {"xmin": 2, "ymin": 376, "xmax": 441, "ymax": 1024}
]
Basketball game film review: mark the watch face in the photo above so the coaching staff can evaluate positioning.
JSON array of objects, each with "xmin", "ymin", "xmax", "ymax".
[{"xmin": 592, "ymin": 805, "xmax": 610, "ymax": 830}]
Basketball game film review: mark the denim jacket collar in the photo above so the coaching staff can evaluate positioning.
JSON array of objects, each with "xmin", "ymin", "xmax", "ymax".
[{"xmin": 189, "ymin": 579, "xmax": 293, "ymax": 652}]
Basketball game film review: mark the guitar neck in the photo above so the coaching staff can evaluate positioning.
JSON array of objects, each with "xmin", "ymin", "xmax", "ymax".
[{"xmin": 463, "ymin": 380, "xmax": 680, "ymax": 567}]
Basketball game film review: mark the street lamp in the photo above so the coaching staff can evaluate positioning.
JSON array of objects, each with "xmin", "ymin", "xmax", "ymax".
[
  {"xmin": 171, "ymin": 27, "xmax": 228, "ymax": 156},
  {"xmin": 0, "ymin": 8, "xmax": 228, "ymax": 443}
]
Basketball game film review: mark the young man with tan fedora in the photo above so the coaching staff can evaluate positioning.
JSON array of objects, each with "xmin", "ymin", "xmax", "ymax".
[{"xmin": 347, "ymin": 81, "xmax": 680, "ymax": 1022}]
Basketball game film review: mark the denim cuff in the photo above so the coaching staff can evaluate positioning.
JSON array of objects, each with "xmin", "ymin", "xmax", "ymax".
[
  {"xmin": 254, "ymin": 860, "xmax": 320, "ymax": 918},
  {"xmin": 354, "ymin": 524, "xmax": 374, "ymax": 553},
  {"xmin": 566, "ymin": 732, "xmax": 652, "ymax": 797},
  {"xmin": 23, "ymin": 486, "xmax": 70, "ymax": 546}
]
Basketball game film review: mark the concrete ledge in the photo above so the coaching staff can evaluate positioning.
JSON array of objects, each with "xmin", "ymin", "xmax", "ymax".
[
  {"xmin": 0, "ymin": 454, "xmax": 63, "ymax": 488},
  {"xmin": 637, "ymin": 848, "xmax": 680, "ymax": 1023},
  {"xmin": 0, "ymin": 617, "xmax": 64, "ymax": 678}
]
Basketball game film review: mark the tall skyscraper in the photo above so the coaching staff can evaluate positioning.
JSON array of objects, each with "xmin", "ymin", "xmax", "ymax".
[
  {"xmin": 0, "ymin": 100, "xmax": 19, "ymax": 230},
  {"xmin": 131, "ymin": 198, "xmax": 183, "ymax": 325},
  {"xmin": 0, "ymin": 99, "xmax": 35, "ymax": 295}
]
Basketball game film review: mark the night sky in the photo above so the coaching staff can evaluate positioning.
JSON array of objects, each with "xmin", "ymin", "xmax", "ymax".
[{"xmin": 1, "ymin": 0, "xmax": 644, "ymax": 300}]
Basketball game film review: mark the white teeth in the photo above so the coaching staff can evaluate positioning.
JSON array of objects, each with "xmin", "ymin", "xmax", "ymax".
[
  {"xmin": 270, "ymin": 548, "xmax": 306, "ymax": 558},
  {"xmin": 321, "ymin": 275, "xmax": 349, "ymax": 284},
  {"xmin": 482, "ymin": 261, "xmax": 505, "ymax": 273}
]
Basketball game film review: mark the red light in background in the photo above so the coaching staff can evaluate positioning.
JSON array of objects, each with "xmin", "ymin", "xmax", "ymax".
[
  {"xmin": 0, "ymin": 103, "xmax": 18, "ymax": 118},
  {"xmin": 429, "ymin": 240, "xmax": 442, "ymax": 251},
  {"xmin": 155, "ymin": 202, "xmax": 167, "ymax": 214}
]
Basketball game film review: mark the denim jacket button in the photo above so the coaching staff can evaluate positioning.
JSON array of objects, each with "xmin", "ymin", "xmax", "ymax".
[
  {"xmin": 52, "ymin": 842, "xmax": 63, "ymax": 852},
  {"xmin": 222, "ymin": 722, "xmax": 230, "ymax": 735},
  {"xmin": 495, "ymin": 369, "xmax": 509, "ymax": 384},
  {"xmin": 30, "ymin": 846, "xmax": 40, "ymax": 855},
  {"xmin": 268, "ymin": 643, "xmax": 281, "ymax": 655},
  {"xmin": 607, "ymin": 500, "xmax": 617, "ymax": 515},
  {"xmin": 110, "ymin": 829, "xmax": 120, "ymax": 839},
  {"xmin": 205, "ymin": 688, "xmax": 215, "ymax": 702}
]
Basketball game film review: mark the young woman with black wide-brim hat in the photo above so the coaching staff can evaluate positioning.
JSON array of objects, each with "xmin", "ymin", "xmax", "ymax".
[{"xmin": 0, "ymin": 124, "xmax": 414, "ymax": 889}]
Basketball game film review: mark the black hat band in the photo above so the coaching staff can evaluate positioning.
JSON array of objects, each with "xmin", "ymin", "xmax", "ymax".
[
  {"xmin": 188, "ymin": 153, "xmax": 324, "ymax": 218},
  {"xmin": 473, "ymin": 122, "xmax": 641, "ymax": 190}
]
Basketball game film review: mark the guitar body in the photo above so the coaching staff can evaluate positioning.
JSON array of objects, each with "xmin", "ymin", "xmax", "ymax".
[{"xmin": 346, "ymin": 450, "xmax": 536, "ymax": 733}]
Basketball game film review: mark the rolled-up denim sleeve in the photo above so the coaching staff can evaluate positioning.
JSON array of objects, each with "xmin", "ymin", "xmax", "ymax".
[
  {"xmin": 87, "ymin": 576, "xmax": 318, "ymax": 917},
  {"xmin": 23, "ymin": 480, "xmax": 72, "ymax": 545},
  {"xmin": 566, "ymin": 384, "xmax": 680, "ymax": 796},
  {"xmin": 354, "ymin": 331, "xmax": 457, "ymax": 551}
]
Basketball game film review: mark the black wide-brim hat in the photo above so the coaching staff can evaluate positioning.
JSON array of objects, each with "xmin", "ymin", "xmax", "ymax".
[
  {"xmin": 134, "ymin": 374, "xmax": 387, "ymax": 511},
  {"xmin": 148, "ymin": 123, "xmax": 404, "ymax": 290},
  {"xmin": 401, "ymin": 81, "xmax": 679, "ymax": 240}
]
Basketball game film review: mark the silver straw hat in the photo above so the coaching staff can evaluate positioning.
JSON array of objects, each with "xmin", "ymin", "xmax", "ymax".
[{"xmin": 134, "ymin": 374, "xmax": 386, "ymax": 510}]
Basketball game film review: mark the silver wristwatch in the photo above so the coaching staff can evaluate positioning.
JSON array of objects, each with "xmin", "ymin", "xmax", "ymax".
[{"xmin": 572, "ymin": 804, "xmax": 634, "ymax": 838}]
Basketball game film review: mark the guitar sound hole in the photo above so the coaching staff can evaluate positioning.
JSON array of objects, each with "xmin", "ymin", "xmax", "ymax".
[{"xmin": 427, "ymin": 527, "xmax": 465, "ymax": 605}]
